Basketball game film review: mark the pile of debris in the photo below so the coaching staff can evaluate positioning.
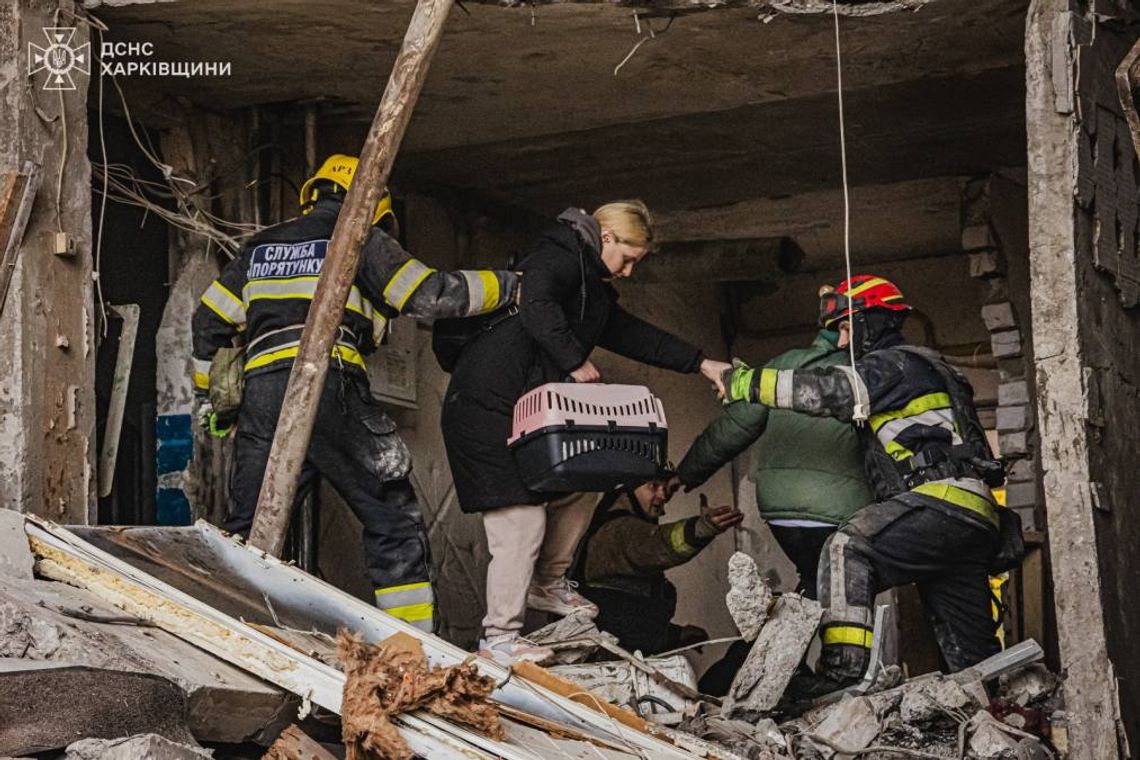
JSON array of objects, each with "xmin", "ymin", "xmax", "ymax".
[{"xmin": 0, "ymin": 511, "xmax": 1065, "ymax": 760}]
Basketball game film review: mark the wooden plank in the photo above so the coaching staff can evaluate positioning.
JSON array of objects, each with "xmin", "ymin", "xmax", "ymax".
[
  {"xmin": 250, "ymin": 0, "xmax": 455, "ymax": 556},
  {"xmin": 263, "ymin": 725, "xmax": 337, "ymax": 760},
  {"xmin": 0, "ymin": 162, "xmax": 41, "ymax": 320}
]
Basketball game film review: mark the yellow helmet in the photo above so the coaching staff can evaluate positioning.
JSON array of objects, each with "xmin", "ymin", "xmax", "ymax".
[{"xmin": 299, "ymin": 153, "xmax": 394, "ymax": 227}]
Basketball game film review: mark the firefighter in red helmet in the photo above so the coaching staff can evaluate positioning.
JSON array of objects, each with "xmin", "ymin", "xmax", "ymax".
[{"xmin": 724, "ymin": 274, "xmax": 1017, "ymax": 699}]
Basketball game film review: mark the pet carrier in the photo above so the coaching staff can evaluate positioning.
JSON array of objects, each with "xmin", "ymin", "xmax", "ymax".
[{"xmin": 508, "ymin": 383, "xmax": 668, "ymax": 492}]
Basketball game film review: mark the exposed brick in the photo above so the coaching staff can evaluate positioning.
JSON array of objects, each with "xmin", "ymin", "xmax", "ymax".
[
  {"xmin": 1006, "ymin": 481, "xmax": 1039, "ymax": 509},
  {"xmin": 962, "ymin": 224, "xmax": 999, "ymax": 251},
  {"xmin": 968, "ymin": 251, "xmax": 1004, "ymax": 278},
  {"xmin": 991, "ymin": 329, "xmax": 1023, "ymax": 359},
  {"xmin": 998, "ymin": 381, "xmax": 1030, "ymax": 406},
  {"xmin": 999, "ymin": 431, "xmax": 1030, "ymax": 457},
  {"xmin": 981, "ymin": 302, "xmax": 1017, "ymax": 332},
  {"xmin": 1005, "ymin": 459, "xmax": 1036, "ymax": 483},
  {"xmin": 996, "ymin": 405, "xmax": 1032, "ymax": 432}
]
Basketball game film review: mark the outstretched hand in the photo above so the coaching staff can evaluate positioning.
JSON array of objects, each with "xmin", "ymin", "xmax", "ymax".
[
  {"xmin": 700, "ymin": 358, "xmax": 732, "ymax": 398},
  {"xmin": 695, "ymin": 493, "xmax": 745, "ymax": 539}
]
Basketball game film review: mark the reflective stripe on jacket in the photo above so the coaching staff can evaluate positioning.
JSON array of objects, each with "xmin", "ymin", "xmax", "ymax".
[{"xmin": 191, "ymin": 197, "xmax": 518, "ymax": 387}]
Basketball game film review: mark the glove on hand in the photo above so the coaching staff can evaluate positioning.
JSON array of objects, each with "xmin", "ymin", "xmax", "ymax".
[
  {"xmin": 722, "ymin": 359, "xmax": 757, "ymax": 405},
  {"xmin": 195, "ymin": 394, "xmax": 236, "ymax": 438}
]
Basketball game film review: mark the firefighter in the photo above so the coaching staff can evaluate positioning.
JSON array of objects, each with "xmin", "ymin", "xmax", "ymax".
[
  {"xmin": 722, "ymin": 275, "xmax": 1008, "ymax": 695},
  {"xmin": 191, "ymin": 154, "xmax": 519, "ymax": 632}
]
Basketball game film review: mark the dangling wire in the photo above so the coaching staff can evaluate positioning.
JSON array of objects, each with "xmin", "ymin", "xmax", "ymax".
[{"xmin": 832, "ymin": 0, "xmax": 868, "ymax": 423}]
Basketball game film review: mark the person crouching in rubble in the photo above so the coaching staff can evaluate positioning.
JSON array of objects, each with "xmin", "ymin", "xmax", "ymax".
[
  {"xmin": 190, "ymin": 154, "xmax": 519, "ymax": 633},
  {"xmin": 672, "ymin": 307, "xmax": 873, "ymax": 695},
  {"xmin": 570, "ymin": 479, "xmax": 743, "ymax": 656},
  {"xmin": 721, "ymin": 275, "xmax": 1021, "ymax": 699},
  {"xmin": 441, "ymin": 200, "xmax": 731, "ymax": 665}
]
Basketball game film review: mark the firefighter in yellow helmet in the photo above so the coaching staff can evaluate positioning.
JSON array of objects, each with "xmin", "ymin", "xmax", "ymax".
[{"xmin": 191, "ymin": 154, "xmax": 519, "ymax": 632}]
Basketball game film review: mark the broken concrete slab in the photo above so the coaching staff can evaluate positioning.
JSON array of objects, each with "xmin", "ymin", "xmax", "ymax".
[
  {"xmin": 0, "ymin": 577, "xmax": 296, "ymax": 744},
  {"xmin": 999, "ymin": 664, "xmax": 1059, "ymax": 706},
  {"xmin": 725, "ymin": 552, "xmax": 773, "ymax": 642},
  {"xmin": 898, "ymin": 676, "xmax": 980, "ymax": 724},
  {"xmin": 0, "ymin": 661, "xmax": 195, "ymax": 756},
  {"xmin": 969, "ymin": 712, "xmax": 1022, "ymax": 759},
  {"xmin": 722, "ymin": 593, "xmax": 822, "ymax": 718},
  {"xmin": 65, "ymin": 734, "xmax": 213, "ymax": 760},
  {"xmin": 0, "ymin": 508, "xmax": 32, "ymax": 580},
  {"xmin": 550, "ymin": 654, "xmax": 699, "ymax": 722},
  {"xmin": 809, "ymin": 695, "xmax": 880, "ymax": 758},
  {"xmin": 527, "ymin": 610, "xmax": 617, "ymax": 665}
]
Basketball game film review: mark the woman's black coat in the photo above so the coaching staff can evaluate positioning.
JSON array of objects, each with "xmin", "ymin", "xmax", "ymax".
[{"xmin": 441, "ymin": 212, "xmax": 704, "ymax": 513}]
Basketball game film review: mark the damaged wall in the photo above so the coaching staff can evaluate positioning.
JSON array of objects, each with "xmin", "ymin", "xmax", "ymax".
[{"xmin": 0, "ymin": 0, "xmax": 96, "ymax": 521}]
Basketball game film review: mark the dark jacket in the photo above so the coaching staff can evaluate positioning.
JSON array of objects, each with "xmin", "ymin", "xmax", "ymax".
[
  {"xmin": 750, "ymin": 331, "xmax": 999, "ymax": 529},
  {"xmin": 191, "ymin": 197, "xmax": 517, "ymax": 390},
  {"xmin": 677, "ymin": 332, "xmax": 871, "ymax": 525},
  {"xmin": 441, "ymin": 209, "xmax": 704, "ymax": 512},
  {"xmin": 572, "ymin": 489, "xmax": 713, "ymax": 655}
]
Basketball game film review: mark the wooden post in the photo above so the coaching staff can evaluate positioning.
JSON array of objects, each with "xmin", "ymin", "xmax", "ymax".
[{"xmin": 248, "ymin": 0, "xmax": 454, "ymax": 556}]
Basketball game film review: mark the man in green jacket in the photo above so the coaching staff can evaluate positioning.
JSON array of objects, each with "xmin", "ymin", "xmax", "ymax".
[{"xmin": 675, "ymin": 328, "xmax": 872, "ymax": 693}]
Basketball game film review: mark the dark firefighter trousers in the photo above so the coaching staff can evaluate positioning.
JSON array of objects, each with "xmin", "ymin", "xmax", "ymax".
[
  {"xmin": 224, "ymin": 369, "xmax": 435, "ymax": 631},
  {"xmin": 817, "ymin": 493, "xmax": 1000, "ymax": 680}
]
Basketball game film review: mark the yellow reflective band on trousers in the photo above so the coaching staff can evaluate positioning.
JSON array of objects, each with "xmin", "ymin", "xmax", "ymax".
[
  {"xmin": 669, "ymin": 520, "xmax": 698, "ymax": 558},
  {"xmin": 375, "ymin": 581, "xmax": 434, "ymax": 627},
  {"xmin": 244, "ymin": 343, "xmax": 365, "ymax": 373},
  {"xmin": 911, "ymin": 482, "xmax": 999, "ymax": 528},
  {"xmin": 201, "ymin": 281, "xmax": 246, "ymax": 326},
  {"xmin": 383, "ymin": 259, "xmax": 435, "ymax": 312},
  {"xmin": 822, "ymin": 625, "xmax": 873, "ymax": 648}
]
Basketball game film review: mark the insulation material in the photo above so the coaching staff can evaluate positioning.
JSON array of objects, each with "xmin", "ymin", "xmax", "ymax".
[{"xmin": 337, "ymin": 630, "xmax": 505, "ymax": 760}]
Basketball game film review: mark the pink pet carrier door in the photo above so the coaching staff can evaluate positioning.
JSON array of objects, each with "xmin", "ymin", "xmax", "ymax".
[{"xmin": 508, "ymin": 383, "xmax": 669, "ymax": 492}]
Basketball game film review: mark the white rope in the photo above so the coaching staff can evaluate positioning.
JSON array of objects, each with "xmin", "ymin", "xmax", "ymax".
[{"xmin": 832, "ymin": 0, "xmax": 868, "ymax": 423}]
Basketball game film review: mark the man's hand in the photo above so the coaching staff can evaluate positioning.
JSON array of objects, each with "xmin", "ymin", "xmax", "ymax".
[
  {"xmin": 700, "ymin": 358, "xmax": 732, "ymax": 397},
  {"xmin": 569, "ymin": 360, "xmax": 602, "ymax": 383},
  {"xmin": 722, "ymin": 360, "xmax": 757, "ymax": 404},
  {"xmin": 694, "ymin": 493, "xmax": 745, "ymax": 539}
]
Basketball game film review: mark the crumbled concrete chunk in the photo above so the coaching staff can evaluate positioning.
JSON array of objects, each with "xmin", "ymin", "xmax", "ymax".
[
  {"xmin": 810, "ymin": 696, "xmax": 880, "ymax": 758},
  {"xmin": 725, "ymin": 552, "xmax": 772, "ymax": 642},
  {"xmin": 0, "ymin": 509, "xmax": 33, "ymax": 581},
  {"xmin": 898, "ymin": 676, "xmax": 979, "ymax": 724},
  {"xmin": 998, "ymin": 664, "xmax": 1059, "ymax": 706},
  {"xmin": 722, "ymin": 593, "xmax": 822, "ymax": 717},
  {"xmin": 968, "ymin": 713, "xmax": 1021, "ymax": 759},
  {"xmin": 65, "ymin": 734, "xmax": 213, "ymax": 760}
]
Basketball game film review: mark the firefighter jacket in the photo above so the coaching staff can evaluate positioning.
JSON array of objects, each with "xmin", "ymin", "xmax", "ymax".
[
  {"xmin": 747, "ymin": 332, "xmax": 999, "ymax": 529},
  {"xmin": 191, "ymin": 197, "xmax": 519, "ymax": 392},
  {"xmin": 575, "ymin": 489, "xmax": 713, "ymax": 600}
]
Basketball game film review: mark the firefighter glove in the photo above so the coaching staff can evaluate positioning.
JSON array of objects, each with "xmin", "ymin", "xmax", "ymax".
[
  {"xmin": 722, "ymin": 361, "xmax": 757, "ymax": 405},
  {"xmin": 195, "ymin": 395, "xmax": 236, "ymax": 438}
]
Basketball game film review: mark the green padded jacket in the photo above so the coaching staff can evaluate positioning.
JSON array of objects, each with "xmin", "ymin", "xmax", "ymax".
[{"xmin": 677, "ymin": 332, "xmax": 872, "ymax": 525}]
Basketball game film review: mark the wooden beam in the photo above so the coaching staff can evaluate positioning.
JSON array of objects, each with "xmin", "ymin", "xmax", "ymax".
[
  {"xmin": 0, "ymin": 162, "xmax": 41, "ymax": 320},
  {"xmin": 249, "ymin": 0, "xmax": 455, "ymax": 557},
  {"xmin": 634, "ymin": 236, "xmax": 803, "ymax": 284},
  {"xmin": 1115, "ymin": 37, "xmax": 1140, "ymax": 161},
  {"xmin": 263, "ymin": 725, "xmax": 338, "ymax": 760}
]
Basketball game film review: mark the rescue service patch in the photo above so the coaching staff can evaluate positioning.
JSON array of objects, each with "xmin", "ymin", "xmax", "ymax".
[{"xmin": 248, "ymin": 239, "xmax": 329, "ymax": 279}]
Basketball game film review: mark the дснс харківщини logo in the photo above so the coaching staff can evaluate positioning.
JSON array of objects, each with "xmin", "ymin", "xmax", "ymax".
[{"xmin": 28, "ymin": 27, "xmax": 90, "ymax": 92}]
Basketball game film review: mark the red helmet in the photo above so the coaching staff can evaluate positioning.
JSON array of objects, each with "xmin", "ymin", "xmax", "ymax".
[{"xmin": 819, "ymin": 274, "xmax": 911, "ymax": 328}]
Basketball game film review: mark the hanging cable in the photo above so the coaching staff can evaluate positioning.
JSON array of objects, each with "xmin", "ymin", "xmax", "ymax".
[{"xmin": 832, "ymin": 0, "xmax": 868, "ymax": 424}]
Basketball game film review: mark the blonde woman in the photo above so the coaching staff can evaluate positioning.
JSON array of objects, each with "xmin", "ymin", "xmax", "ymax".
[{"xmin": 441, "ymin": 201, "xmax": 730, "ymax": 664}]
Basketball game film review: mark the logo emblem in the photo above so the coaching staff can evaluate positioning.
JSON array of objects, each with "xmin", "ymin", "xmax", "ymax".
[{"xmin": 28, "ymin": 27, "xmax": 90, "ymax": 91}]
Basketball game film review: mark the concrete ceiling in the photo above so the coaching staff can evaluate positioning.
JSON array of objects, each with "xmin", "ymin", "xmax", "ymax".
[{"xmin": 94, "ymin": 0, "xmax": 1029, "ymax": 239}]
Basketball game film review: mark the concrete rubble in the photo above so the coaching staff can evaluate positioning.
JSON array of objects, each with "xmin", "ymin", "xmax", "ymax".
[
  {"xmin": 726, "ymin": 552, "xmax": 774, "ymax": 642},
  {"xmin": 64, "ymin": 734, "xmax": 214, "ymax": 760}
]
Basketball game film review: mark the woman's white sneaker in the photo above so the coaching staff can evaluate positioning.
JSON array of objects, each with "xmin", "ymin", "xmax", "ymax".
[{"xmin": 526, "ymin": 577, "xmax": 599, "ymax": 618}]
